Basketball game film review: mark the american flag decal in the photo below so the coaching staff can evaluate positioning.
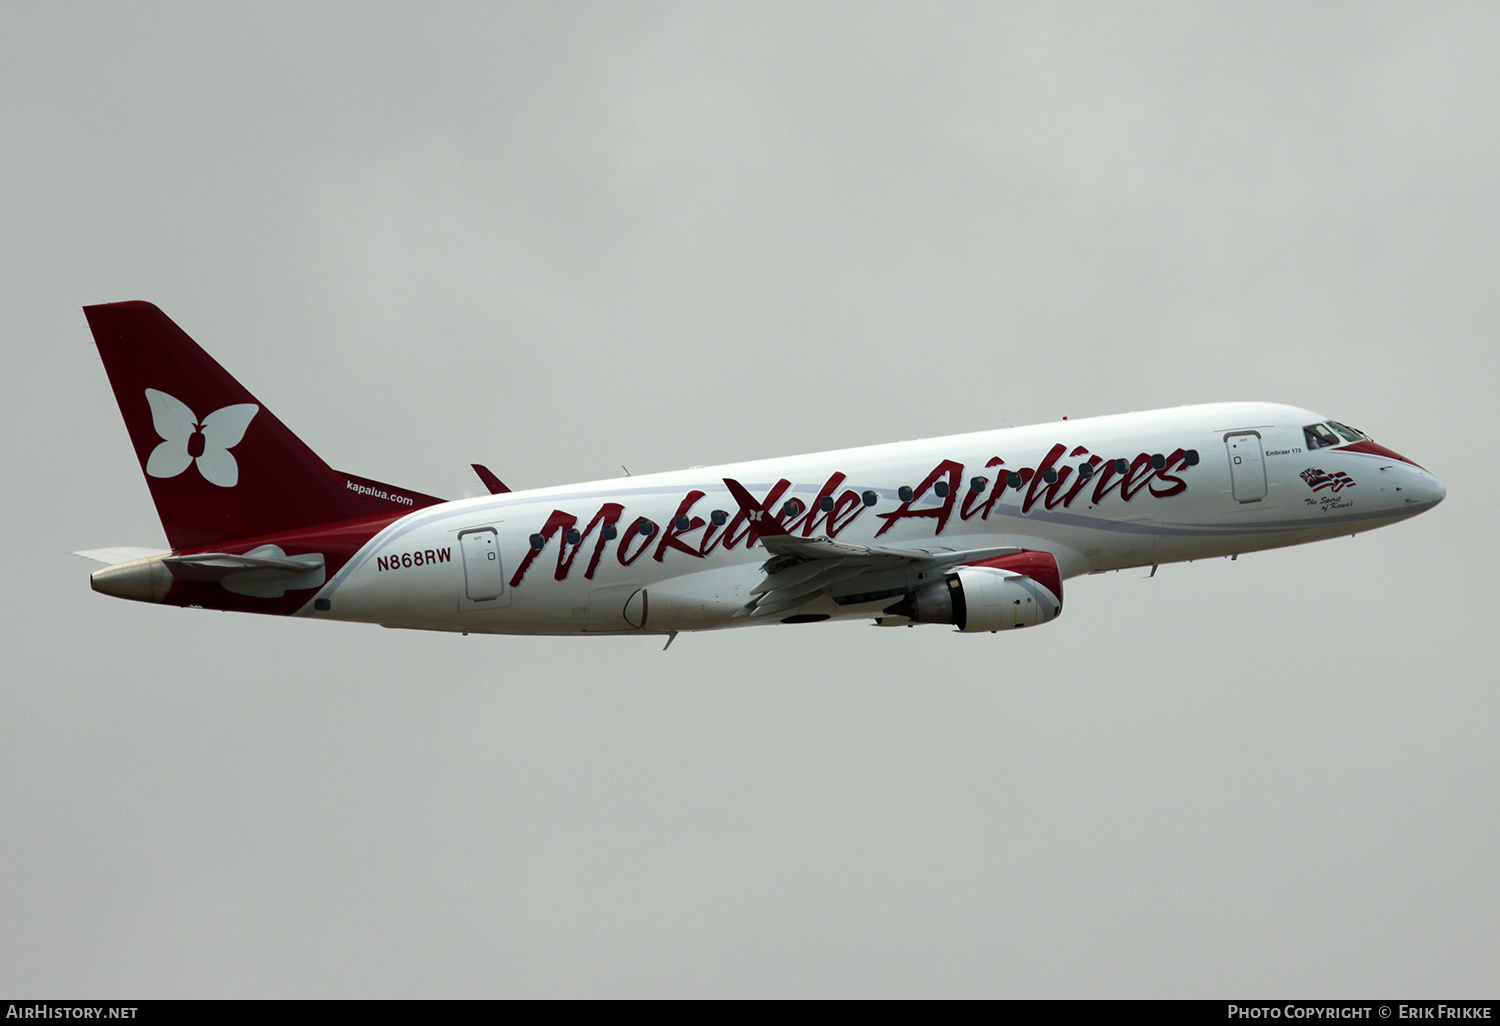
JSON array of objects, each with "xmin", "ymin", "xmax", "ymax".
[{"xmin": 1301, "ymin": 468, "xmax": 1356, "ymax": 493}]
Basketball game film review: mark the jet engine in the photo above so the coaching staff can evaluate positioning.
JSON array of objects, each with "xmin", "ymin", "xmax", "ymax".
[{"xmin": 883, "ymin": 551, "xmax": 1062, "ymax": 632}]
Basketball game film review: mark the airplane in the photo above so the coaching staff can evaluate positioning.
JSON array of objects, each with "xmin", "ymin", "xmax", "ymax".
[{"xmin": 77, "ymin": 301, "xmax": 1446, "ymax": 642}]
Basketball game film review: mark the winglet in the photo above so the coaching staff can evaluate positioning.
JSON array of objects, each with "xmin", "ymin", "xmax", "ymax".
[
  {"xmin": 723, "ymin": 478, "xmax": 790, "ymax": 545},
  {"xmin": 471, "ymin": 464, "xmax": 511, "ymax": 494}
]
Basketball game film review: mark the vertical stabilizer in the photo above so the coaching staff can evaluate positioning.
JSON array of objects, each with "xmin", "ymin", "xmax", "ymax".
[{"xmin": 85, "ymin": 301, "xmax": 441, "ymax": 550}]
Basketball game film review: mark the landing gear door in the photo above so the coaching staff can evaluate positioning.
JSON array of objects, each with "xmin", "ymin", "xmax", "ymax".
[
  {"xmin": 459, "ymin": 527, "xmax": 505, "ymax": 602},
  {"xmin": 1225, "ymin": 432, "xmax": 1268, "ymax": 503},
  {"xmin": 586, "ymin": 582, "xmax": 642, "ymax": 632}
]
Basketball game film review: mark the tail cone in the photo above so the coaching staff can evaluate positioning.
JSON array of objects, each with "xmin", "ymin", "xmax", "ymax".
[{"xmin": 91, "ymin": 556, "xmax": 172, "ymax": 603}]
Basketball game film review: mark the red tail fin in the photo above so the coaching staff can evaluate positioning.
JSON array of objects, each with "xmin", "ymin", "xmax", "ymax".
[{"xmin": 84, "ymin": 301, "xmax": 442, "ymax": 550}]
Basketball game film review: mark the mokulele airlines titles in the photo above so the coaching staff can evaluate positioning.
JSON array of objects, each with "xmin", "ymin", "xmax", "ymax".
[{"xmin": 78, "ymin": 303, "xmax": 1445, "ymax": 643}]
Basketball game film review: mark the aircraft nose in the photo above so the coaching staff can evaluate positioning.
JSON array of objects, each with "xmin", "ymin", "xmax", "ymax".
[{"xmin": 1407, "ymin": 470, "xmax": 1446, "ymax": 508}]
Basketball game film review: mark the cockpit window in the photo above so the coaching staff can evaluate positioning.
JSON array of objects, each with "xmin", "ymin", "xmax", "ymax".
[
  {"xmin": 1304, "ymin": 423, "xmax": 1342, "ymax": 450},
  {"xmin": 1327, "ymin": 420, "xmax": 1366, "ymax": 442}
]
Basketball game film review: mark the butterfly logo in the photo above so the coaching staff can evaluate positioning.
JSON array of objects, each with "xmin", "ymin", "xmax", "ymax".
[{"xmin": 143, "ymin": 388, "xmax": 259, "ymax": 488}]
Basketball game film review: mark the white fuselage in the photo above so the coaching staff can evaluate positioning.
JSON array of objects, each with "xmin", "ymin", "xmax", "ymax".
[{"xmin": 307, "ymin": 402, "xmax": 1444, "ymax": 636}]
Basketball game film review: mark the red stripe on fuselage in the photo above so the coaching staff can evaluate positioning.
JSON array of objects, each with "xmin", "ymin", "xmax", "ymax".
[{"xmin": 1337, "ymin": 439, "xmax": 1424, "ymax": 470}]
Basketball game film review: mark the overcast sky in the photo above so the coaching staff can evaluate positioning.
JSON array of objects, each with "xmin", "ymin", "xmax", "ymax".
[{"xmin": 2, "ymin": 1, "xmax": 1497, "ymax": 998}]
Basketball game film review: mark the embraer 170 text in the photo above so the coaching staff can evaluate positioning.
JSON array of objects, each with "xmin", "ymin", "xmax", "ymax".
[{"xmin": 78, "ymin": 302, "xmax": 1445, "ymax": 642}]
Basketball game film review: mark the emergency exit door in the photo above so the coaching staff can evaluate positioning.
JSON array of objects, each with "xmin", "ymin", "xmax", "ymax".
[
  {"xmin": 459, "ymin": 528, "xmax": 504, "ymax": 601},
  {"xmin": 1225, "ymin": 432, "xmax": 1267, "ymax": 503}
]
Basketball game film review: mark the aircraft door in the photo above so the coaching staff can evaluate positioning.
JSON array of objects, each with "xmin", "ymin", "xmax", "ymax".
[
  {"xmin": 458, "ymin": 528, "xmax": 504, "ymax": 601},
  {"xmin": 1225, "ymin": 432, "xmax": 1268, "ymax": 503}
]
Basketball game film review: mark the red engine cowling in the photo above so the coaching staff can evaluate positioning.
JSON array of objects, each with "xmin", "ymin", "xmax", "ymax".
[{"xmin": 885, "ymin": 550, "xmax": 1063, "ymax": 632}]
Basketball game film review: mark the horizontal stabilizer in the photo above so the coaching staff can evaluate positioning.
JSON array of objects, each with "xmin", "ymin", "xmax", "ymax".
[
  {"xmin": 164, "ymin": 545, "xmax": 325, "ymax": 599},
  {"xmin": 164, "ymin": 548, "xmax": 325, "ymax": 578},
  {"xmin": 72, "ymin": 546, "xmax": 170, "ymax": 564},
  {"xmin": 88, "ymin": 544, "xmax": 326, "ymax": 603}
]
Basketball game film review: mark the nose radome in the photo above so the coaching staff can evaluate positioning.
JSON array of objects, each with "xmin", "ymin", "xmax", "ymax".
[{"xmin": 1408, "ymin": 472, "xmax": 1446, "ymax": 508}]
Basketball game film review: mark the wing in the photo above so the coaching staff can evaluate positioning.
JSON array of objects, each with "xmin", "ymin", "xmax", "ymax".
[
  {"xmin": 143, "ymin": 388, "xmax": 197, "ymax": 478},
  {"xmin": 721, "ymin": 477, "xmax": 1020, "ymax": 619}
]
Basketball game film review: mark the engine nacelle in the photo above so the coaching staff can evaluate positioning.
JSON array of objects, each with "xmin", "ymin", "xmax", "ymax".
[{"xmin": 886, "ymin": 552, "xmax": 1063, "ymax": 632}]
